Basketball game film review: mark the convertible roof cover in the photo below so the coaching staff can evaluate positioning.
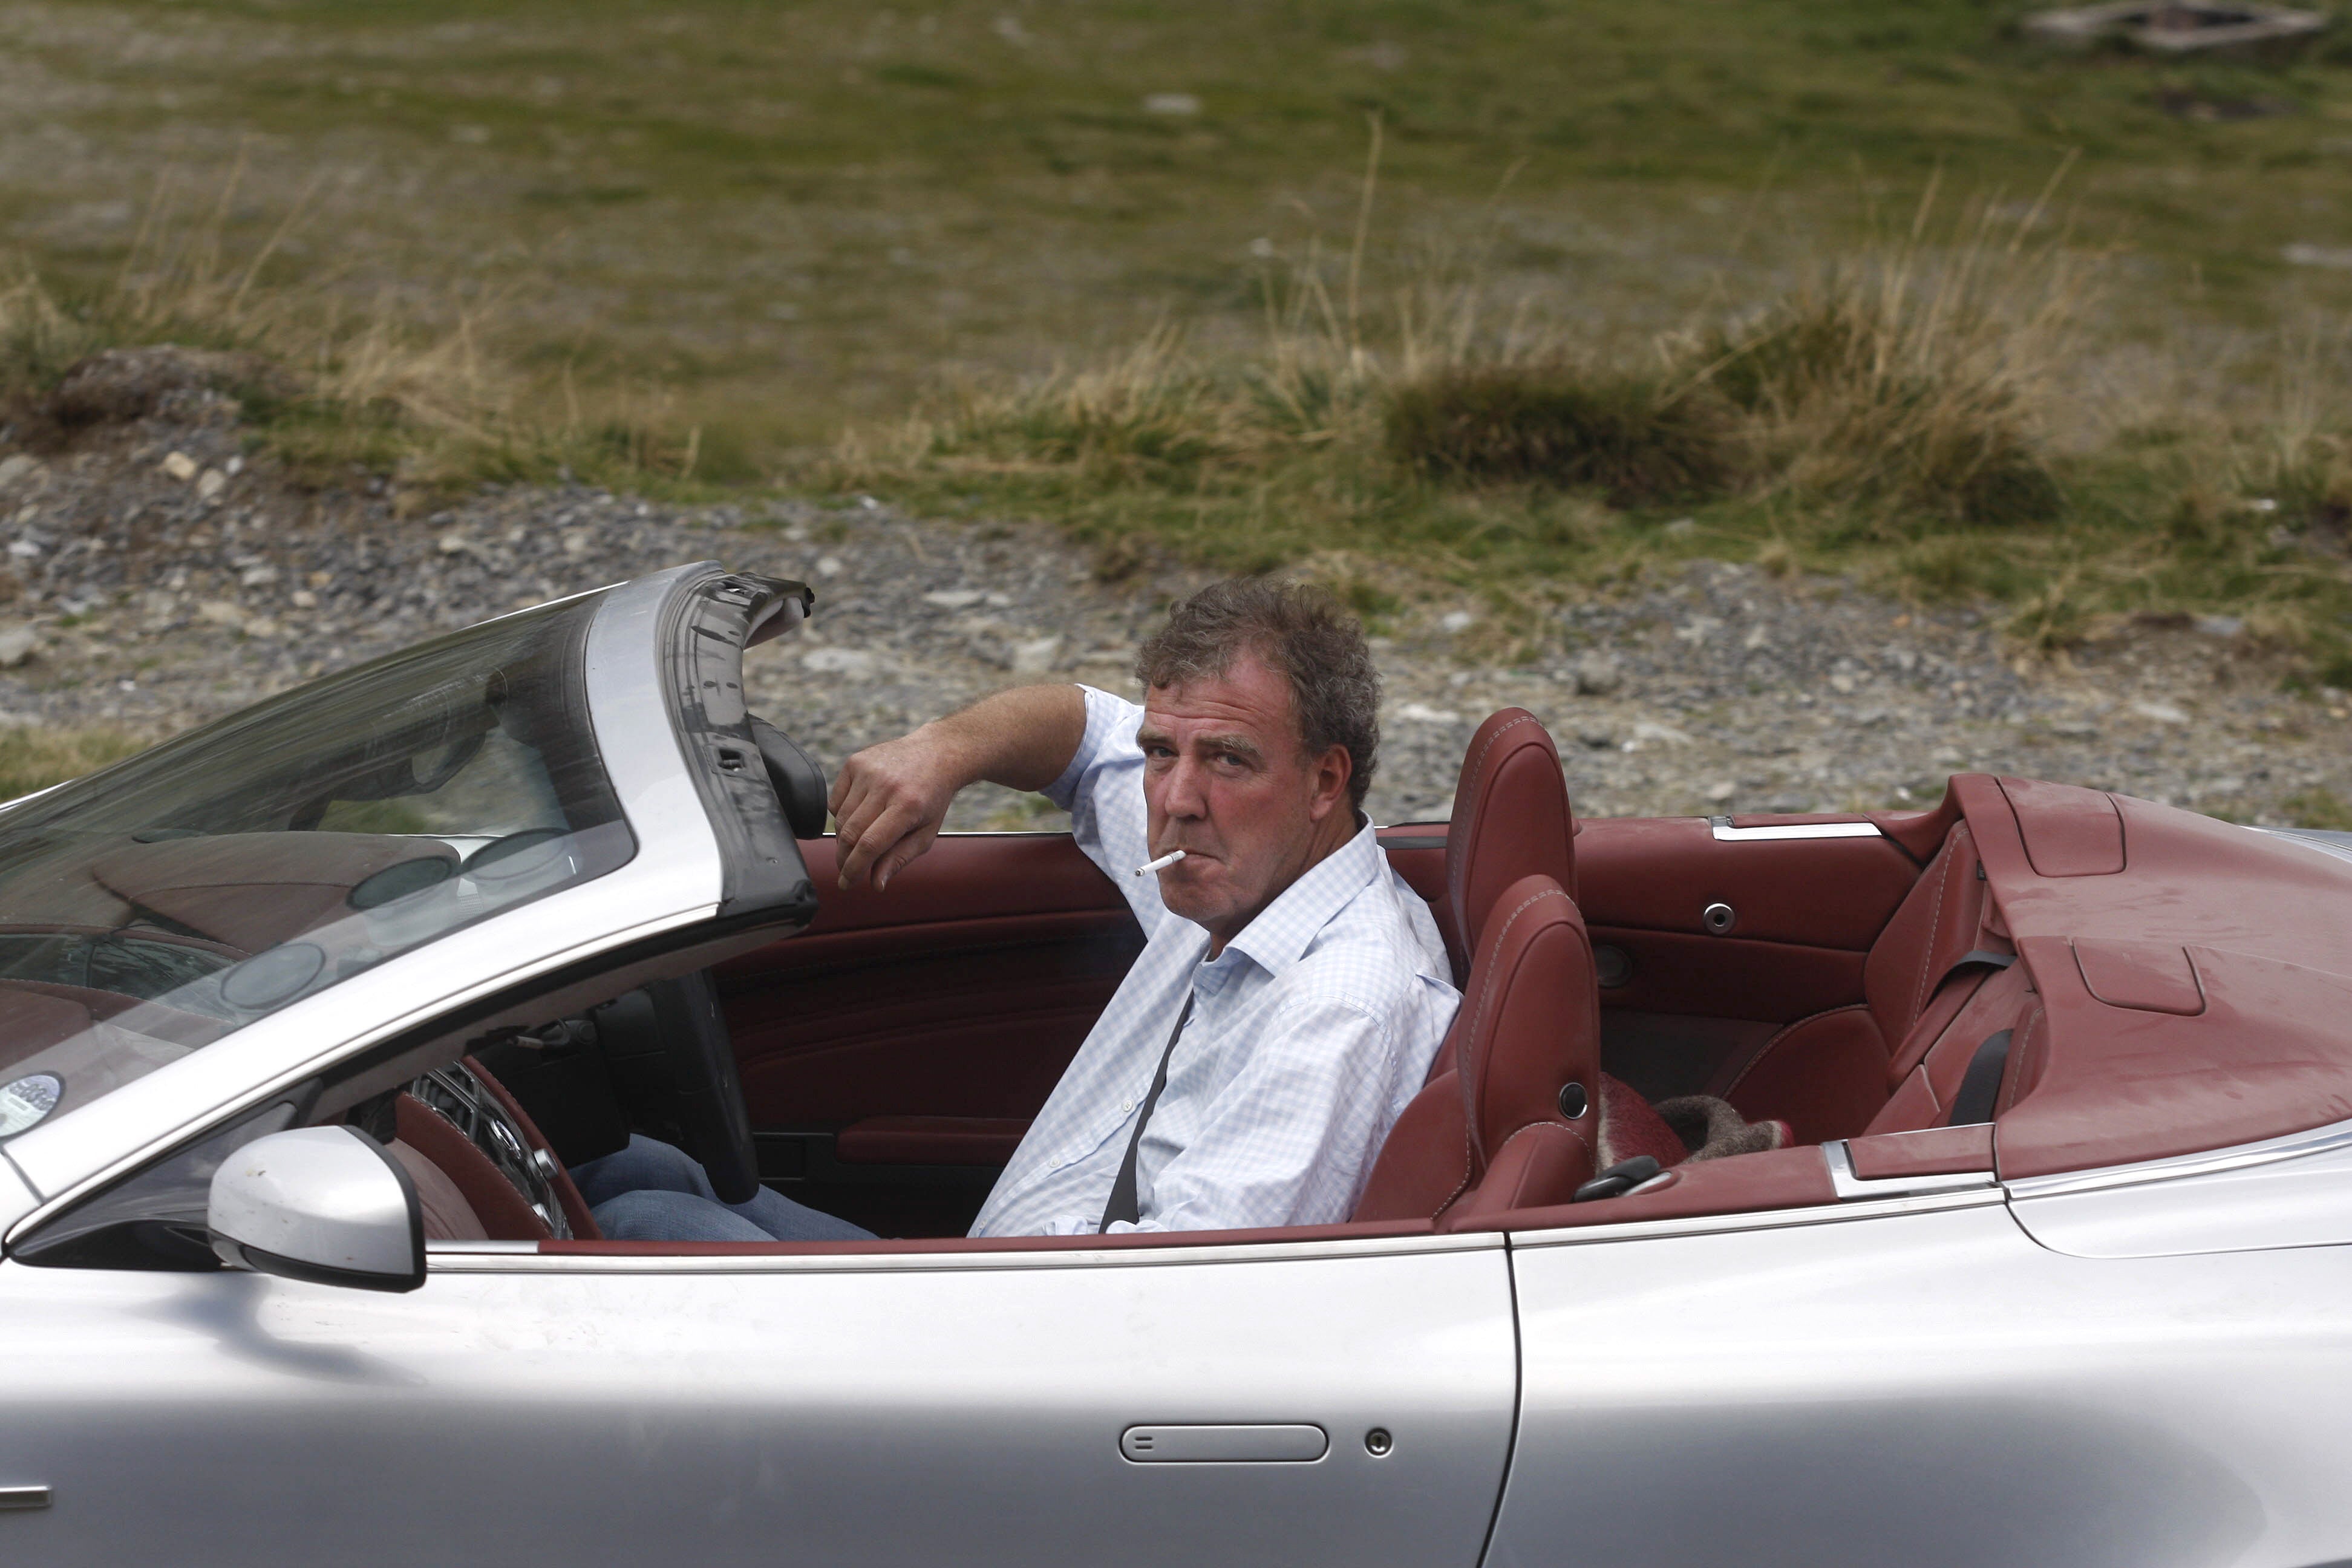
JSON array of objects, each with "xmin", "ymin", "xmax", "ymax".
[{"xmin": 1945, "ymin": 773, "xmax": 2352, "ymax": 1179}]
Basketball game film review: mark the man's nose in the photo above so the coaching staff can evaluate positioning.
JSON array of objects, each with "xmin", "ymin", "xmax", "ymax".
[{"xmin": 1161, "ymin": 756, "xmax": 1210, "ymax": 818}]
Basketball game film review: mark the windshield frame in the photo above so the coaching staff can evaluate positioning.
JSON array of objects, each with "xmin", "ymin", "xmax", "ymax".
[{"xmin": 0, "ymin": 563, "xmax": 800, "ymax": 1221}]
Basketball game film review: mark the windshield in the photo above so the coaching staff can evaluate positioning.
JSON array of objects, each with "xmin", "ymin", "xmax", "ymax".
[{"xmin": 0, "ymin": 594, "xmax": 635, "ymax": 1142}]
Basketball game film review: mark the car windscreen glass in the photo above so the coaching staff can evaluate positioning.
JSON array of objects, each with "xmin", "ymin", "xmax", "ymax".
[{"xmin": 0, "ymin": 594, "xmax": 635, "ymax": 1142}]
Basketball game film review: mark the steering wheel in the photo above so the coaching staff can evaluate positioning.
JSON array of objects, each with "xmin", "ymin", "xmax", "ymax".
[{"xmin": 591, "ymin": 972, "xmax": 762, "ymax": 1204}]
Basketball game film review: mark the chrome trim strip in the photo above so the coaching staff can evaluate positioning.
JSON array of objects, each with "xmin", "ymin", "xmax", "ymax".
[
  {"xmin": 425, "ymin": 1238, "xmax": 542, "ymax": 1255},
  {"xmin": 1708, "ymin": 816, "xmax": 1883, "ymax": 843},
  {"xmin": 0, "ymin": 1486, "xmax": 50, "ymax": 1512},
  {"xmin": 425, "ymin": 1229, "xmax": 1504, "ymax": 1275},
  {"xmin": 2003, "ymin": 1114, "xmax": 2352, "ymax": 1200},
  {"xmin": 2252, "ymin": 825, "xmax": 2352, "ymax": 868},
  {"xmin": 1823, "ymin": 1138, "xmax": 1996, "ymax": 1201},
  {"xmin": 1507, "ymin": 1187, "xmax": 2003, "ymax": 1249}
]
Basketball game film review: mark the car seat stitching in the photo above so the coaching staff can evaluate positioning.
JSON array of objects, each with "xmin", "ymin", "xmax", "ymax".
[
  {"xmin": 1439, "ymin": 884, "xmax": 1569, "ymax": 1217},
  {"xmin": 1909, "ymin": 846, "xmax": 1959, "ymax": 1028},
  {"xmin": 1483, "ymin": 1120, "xmax": 1590, "ymax": 1207},
  {"xmin": 1452, "ymin": 713, "xmax": 1543, "ymax": 882}
]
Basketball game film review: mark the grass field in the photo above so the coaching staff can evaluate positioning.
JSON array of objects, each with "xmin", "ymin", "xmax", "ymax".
[{"xmin": 4, "ymin": 0, "xmax": 2352, "ymax": 674}]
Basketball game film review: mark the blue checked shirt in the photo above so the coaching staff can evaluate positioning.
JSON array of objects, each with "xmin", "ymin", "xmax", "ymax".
[{"xmin": 969, "ymin": 686, "xmax": 1460, "ymax": 1238}]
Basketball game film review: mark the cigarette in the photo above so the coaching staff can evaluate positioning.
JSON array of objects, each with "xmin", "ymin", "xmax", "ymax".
[{"xmin": 1134, "ymin": 849, "xmax": 1187, "ymax": 877}]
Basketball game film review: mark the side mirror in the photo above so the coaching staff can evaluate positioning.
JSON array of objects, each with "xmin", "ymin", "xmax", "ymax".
[{"xmin": 208, "ymin": 1126, "xmax": 425, "ymax": 1293}]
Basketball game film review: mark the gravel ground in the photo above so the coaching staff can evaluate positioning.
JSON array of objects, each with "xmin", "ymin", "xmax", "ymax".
[{"xmin": 2, "ymin": 356, "xmax": 2348, "ymax": 831}]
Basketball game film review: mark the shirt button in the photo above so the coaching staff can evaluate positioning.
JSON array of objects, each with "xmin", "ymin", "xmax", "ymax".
[{"xmin": 1121, "ymin": 1097, "xmax": 1136, "ymax": 1114}]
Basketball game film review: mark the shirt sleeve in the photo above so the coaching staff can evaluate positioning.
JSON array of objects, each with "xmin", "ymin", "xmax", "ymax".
[
  {"xmin": 1114, "ymin": 995, "xmax": 1403, "ymax": 1235},
  {"xmin": 1042, "ymin": 684, "xmax": 1168, "ymax": 933}
]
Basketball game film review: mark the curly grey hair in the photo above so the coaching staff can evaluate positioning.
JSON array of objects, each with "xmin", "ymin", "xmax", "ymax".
[{"xmin": 1134, "ymin": 577, "xmax": 1381, "ymax": 811}]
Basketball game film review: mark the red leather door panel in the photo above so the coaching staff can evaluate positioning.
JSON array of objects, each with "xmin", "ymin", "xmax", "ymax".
[
  {"xmin": 716, "ymin": 835, "xmax": 1143, "ymax": 1126},
  {"xmin": 1575, "ymin": 815, "xmax": 1924, "ymax": 1097}
]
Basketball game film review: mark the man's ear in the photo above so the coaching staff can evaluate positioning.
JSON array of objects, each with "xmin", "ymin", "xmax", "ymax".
[{"xmin": 1304, "ymin": 743, "xmax": 1352, "ymax": 822}]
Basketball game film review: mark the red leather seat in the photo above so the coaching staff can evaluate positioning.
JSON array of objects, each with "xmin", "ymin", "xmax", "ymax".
[
  {"xmin": 1436, "ymin": 708, "xmax": 1579, "ymax": 985},
  {"xmin": 1354, "ymin": 874, "xmax": 1602, "ymax": 1222},
  {"xmin": 1719, "ymin": 822, "xmax": 2014, "ymax": 1144}
]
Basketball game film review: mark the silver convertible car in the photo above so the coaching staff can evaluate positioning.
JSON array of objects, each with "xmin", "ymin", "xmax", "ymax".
[{"xmin": 3, "ymin": 561, "xmax": 2352, "ymax": 1567}]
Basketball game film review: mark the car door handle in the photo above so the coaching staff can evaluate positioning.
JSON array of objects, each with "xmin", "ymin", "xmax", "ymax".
[
  {"xmin": 0, "ymin": 1486, "xmax": 50, "ymax": 1512},
  {"xmin": 1120, "ymin": 1424, "xmax": 1328, "ymax": 1463}
]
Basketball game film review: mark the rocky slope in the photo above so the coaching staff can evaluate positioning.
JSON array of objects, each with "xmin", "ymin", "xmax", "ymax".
[{"xmin": 2, "ymin": 351, "xmax": 2347, "ymax": 831}]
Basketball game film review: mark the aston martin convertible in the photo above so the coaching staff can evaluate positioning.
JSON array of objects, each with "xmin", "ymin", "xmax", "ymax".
[{"xmin": 2, "ymin": 562, "xmax": 2351, "ymax": 1568}]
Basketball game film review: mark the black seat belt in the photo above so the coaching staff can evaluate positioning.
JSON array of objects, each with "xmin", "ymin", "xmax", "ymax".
[
  {"xmin": 1932, "ymin": 949, "xmax": 2016, "ymax": 993},
  {"xmin": 1099, "ymin": 994, "xmax": 1194, "ymax": 1232},
  {"xmin": 1946, "ymin": 1028, "xmax": 2015, "ymax": 1128}
]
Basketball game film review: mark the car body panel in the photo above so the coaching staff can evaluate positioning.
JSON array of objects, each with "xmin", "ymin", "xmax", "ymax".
[
  {"xmin": 0, "ymin": 1233, "xmax": 1516, "ymax": 1567},
  {"xmin": 1500, "ymin": 1195, "xmax": 2352, "ymax": 1568},
  {"xmin": 2008, "ymin": 1113, "xmax": 2352, "ymax": 1259}
]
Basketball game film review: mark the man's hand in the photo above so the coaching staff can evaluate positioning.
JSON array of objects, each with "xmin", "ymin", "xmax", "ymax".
[
  {"xmin": 825, "ymin": 684, "xmax": 1089, "ymax": 893},
  {"xmin": 829, "ymin": 730, "xmax": 965, "ymax": 892}
]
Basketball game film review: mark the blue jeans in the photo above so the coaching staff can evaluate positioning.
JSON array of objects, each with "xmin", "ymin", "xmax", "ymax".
[{"xmin": 572, "ymin": 1134, "xmax": 877, "ymax": 1243}]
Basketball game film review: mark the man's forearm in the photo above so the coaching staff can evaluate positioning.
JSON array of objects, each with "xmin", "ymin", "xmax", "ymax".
[{"xmin": 916, "ymin": 683, "xmax": 1089, "ymax": 795}]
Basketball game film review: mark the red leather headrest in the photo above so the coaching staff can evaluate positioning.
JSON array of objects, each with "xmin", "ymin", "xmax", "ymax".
[
  {"xmin": 1443, "ymin": 710, "xmax": 1577, "ymax": 975},
  {"xmin": 1451, "ymin": 874, "xmax": 1600, "ymax": 1168}
]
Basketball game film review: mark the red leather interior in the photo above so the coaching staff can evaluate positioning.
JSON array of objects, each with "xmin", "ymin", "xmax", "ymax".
[
  {"xmin": 394, "ymin": 1092, "xmax": 551, "ymax": 1243},
  {"xmin": 1355, "ymin": 875, "xmax": 1601, "ymax": 1221},
  {"xmin": 1946, "ymin": 776, "xmax": 2352, "ymax": 1176},
  {"xmin": 466, "ymin": 1056, "xmax": 601, "ymax": 1240},
  {"xmin": 716, "ymin": 835, "xmax": 1142, "ymax": 1128},
  {"xmin": 1586, "ymin": 930, "xmax": 1868, "ymax": 1030},
  {"xmin": 1437, "ymin": 709, "xmax": 1578, "ymax": 982},
  {"xmin": 1577, "ymin": 816, "xmax": 1919, "ymax": 952},
  {"xmin": 1717, "ymin": 820, "xmax": 2011, "ymax": 1143},
  {"xmin": 2072, "ymin": 938, "xmax": 2204, "ymax": 1016},
  {"xmin": 1461, "ymin": 1143, "xmax": 1837, "ymax": 1233},
  {"xmin": 1846, "ymin": 1122, "xmax": 1993, "ymax": 1180},
  {"xmin": 388, "ymin": 1137, "xmax": 489, "ymax": 1243},
  {"xmin": 1996, "ymin": 776, "xmax": 2126, "ymax": 877},
  {"xmin": 88, "ymin": 832, "xmax": 456, "ymax": 952}
]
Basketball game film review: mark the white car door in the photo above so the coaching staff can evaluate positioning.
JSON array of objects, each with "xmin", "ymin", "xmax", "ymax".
[
  {"xmin": 1492, "ymin": 1183, "xmax": 2352, "ymax": 1568},
  {"xmin": 0, "ymin": 1230, "xmax": 1515, "ymax": 1567}
]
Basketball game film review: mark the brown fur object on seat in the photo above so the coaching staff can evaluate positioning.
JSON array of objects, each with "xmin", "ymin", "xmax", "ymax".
[{"xmin": 1654, "ymin": 1094, "xmax": 1791, "ymax": 1163}]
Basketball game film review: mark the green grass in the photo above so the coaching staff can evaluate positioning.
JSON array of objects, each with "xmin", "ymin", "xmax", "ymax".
[{"xmin": 2, "ymin": 0, "xmax": 2351, "ymax": 664}]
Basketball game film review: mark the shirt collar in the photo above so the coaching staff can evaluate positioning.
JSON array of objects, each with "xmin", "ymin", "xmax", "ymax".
[{"xmin": 1213, "ymin": 818, "xmax": 1384, "ymax": 979}]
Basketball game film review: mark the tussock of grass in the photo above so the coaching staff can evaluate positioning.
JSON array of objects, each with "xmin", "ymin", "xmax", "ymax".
[
  {"xmin": 0, "ymin": 727, "xmax": 147, "ymax": 802},
  {"xmin": 1384, "ymin": 368, "xmax": 1734, "ymax": 506},
  {"xmin": 831, "ymin": 169, "xmax": 2352, "ymax": 681},
  {"xmin": 1687, "ymin": 175, "xmax": 2083, "ymax": 528}
]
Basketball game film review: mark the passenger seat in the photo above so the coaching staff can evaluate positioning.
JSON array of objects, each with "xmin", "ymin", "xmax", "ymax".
[
  {"xmin": 1354, "ymin": 874, "xmax": 1601, "ymax": 1222},
  {"xmin": 1717, "ymin": 822, "xmax": 2014, "ymax": 1144}
]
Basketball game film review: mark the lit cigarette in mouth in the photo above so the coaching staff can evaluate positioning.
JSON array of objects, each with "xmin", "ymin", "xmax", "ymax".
[{"xmin": 1134, "ymin": 849, "xmax": 1187, "ymax": 877}]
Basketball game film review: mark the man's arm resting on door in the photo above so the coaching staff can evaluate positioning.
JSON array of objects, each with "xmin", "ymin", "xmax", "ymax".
[{"xmin": 828, "ymin": 683, "xmax": 1088, "ymax": 891}]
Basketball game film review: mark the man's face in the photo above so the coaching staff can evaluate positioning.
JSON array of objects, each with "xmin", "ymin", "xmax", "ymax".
[{"xmin": 1137, "ymin": 653, "xmax": 1353, "ymax": 949}]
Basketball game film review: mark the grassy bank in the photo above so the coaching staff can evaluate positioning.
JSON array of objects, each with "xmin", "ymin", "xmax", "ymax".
[{"xmin": 0, "ymin": 0, "xmax": 2348, "ymax": 681}]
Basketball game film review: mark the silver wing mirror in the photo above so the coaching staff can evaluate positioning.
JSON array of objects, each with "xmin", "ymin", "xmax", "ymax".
[{"xmin": 208, "ymin": 1126, "xmax": 426, "ymax": 1293}]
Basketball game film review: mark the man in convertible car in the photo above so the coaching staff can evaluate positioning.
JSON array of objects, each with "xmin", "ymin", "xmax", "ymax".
[{"xmin": 576, "ymin": 576, "xmax": 1463, "ymax": 1241}]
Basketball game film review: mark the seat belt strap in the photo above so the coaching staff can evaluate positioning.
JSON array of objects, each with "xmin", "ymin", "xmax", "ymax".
[
  {"xmin": 1946, "ymin": 1028, "xmax": 2016, "ymax": 1128},
  {"xmin": 1934, "ymin": 949, "xmax": 2016, "ymax": 992},
  {"xmin": 1099, "ymin": 993, "xmax": 1194, "ymax": 1232}
]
